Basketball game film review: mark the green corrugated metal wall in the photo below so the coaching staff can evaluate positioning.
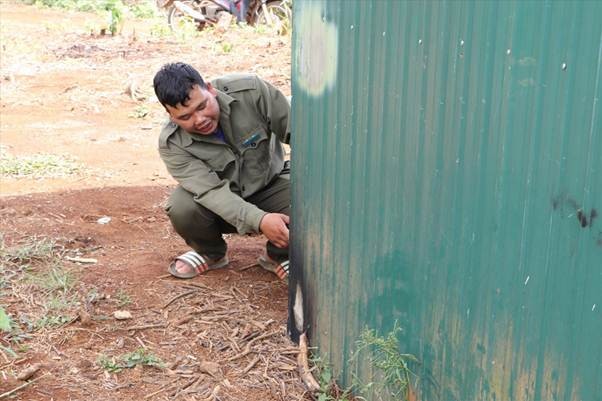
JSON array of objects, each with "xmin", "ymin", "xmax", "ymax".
[{"xmin": 290, "ymin": 1, "xmax": 602, "ymax": 400}]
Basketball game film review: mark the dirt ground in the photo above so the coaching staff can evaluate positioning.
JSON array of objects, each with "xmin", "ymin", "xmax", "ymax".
[{"xmin": 1, "ymin": 2, "xmax": 307, "ymax": 400}]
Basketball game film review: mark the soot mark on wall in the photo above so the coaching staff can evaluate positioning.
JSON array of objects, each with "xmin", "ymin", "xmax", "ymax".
[{"xmin": 551, "ymin": 193, "xmax": 601, "ymax": 247}]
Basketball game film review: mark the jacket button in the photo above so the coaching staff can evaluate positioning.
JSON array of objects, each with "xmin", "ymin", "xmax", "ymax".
[
  {"xmin": 223, "ymin": 86, "xmax": 229, "ymax": 91},
  {"xmin": 242, "ymin": 185, "xmax": 246, "ymax": 192}
]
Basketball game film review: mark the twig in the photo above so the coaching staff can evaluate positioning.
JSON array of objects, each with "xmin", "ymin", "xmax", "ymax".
[
  {"xmin": 65, "ymin": 256, "xmax": 98, "ymax": 264},
  {"xmin": 297, "ymin": 333, "xmax": 320, "ymax": 393},
  {"xmin": 124, "ymin": 323, "xmax": 167, "ymax": 331},
  {"xmin": 0, "ymin": 372, "xmax": 50, "ymax": 399},
  {"xmin": 163, "ymin": 290, "xmax": 198, "ymax": 309},
  {"xmin": 16, "ymin": 363, "xmax": 41, "ymax": 381},
  {"xmin": 144, "ymin": 378, "xmax": 180, "ymax": 399},
  {"xmin": 65, "ymin": 327, "xmax": 105, "ymax": 340},
  {"xmin": 228, "ymin": 330, "xmax": 280, "ymax": 362},
  {"xmin": 0, "ymin": 358, "xmax": 28, "ymax": 370},
  {"xmin": 241, "ymin": 356, "xmax": 260, "ymax": 375},
  {"xmin": 237, "ymin": 262, "xmax": 259, "ymax": 271},
  {"xmin": 182, "ymin": 282, "xmax": 213, "ymax": 291},
  {"xmin": 201, "ymin": 385, "xmax": 220, "ymax": 401},
  {"xmin": 135, "ymin": 336, "xmax": 147, "ymax": 348}
]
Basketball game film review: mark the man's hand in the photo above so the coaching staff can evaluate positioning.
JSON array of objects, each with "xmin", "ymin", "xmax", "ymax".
[{"xmin": 259, "ymin": 213, "xmax": 289, "ymax": 248}]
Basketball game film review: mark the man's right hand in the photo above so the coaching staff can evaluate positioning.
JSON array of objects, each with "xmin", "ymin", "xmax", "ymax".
[{"xmin": 259, "ymin": 213, "xmax": 289, "ymax": 248}]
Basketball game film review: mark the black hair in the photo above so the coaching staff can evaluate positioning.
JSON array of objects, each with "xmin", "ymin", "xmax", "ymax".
[{"xmin": 153, "ymin": 62, "xmax": 207, "ymax": 108}]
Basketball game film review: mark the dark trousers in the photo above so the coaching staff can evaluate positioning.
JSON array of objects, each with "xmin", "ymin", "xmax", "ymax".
[{"xmin": 166, "ymin": 177, "xmax": 290, "ymax": 261}]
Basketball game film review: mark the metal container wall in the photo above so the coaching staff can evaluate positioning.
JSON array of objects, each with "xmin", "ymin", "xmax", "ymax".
[{"xmin": 291, "ymin": 1, "xmax": 602, "ymax": 400}]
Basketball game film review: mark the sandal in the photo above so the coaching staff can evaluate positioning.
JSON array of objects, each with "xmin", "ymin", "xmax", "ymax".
[
  {"xmin": 257, "ymin": 254, "xmax": 289, "ymax": 280},
  {"xmin": 168, "ymin": 251, "xmax": 229, "ymax": 279}
]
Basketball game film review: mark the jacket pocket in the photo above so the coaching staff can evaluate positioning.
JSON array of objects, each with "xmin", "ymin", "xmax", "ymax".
[
  {"xmin": 240, "ymin": 127, "xmax": 270, "ymax": 173},
  {"xmin": 206, "ymin": 151, "xmax": 235, "ymax": 173}
]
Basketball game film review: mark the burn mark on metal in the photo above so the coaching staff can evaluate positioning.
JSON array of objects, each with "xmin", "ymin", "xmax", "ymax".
[
  {"xmin": 551, "ymin": 194, "xmax": 598, "ymax": 229},
  {"xmin": 590, "ymin": 209, "xmax": 598, "ymax": 226},
  {"xmin": 577, "ymin": 209, "xmax": 588, "ymax": 228}
]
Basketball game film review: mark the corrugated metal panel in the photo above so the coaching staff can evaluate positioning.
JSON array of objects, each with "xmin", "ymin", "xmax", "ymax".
[{"xmin": 290, "ymin": 1, "xmax": 602, "ymax": 400}]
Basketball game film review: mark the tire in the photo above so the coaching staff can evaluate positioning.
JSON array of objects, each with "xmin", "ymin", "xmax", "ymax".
[
  {"xmin": 255, "ymin": 1, "xmax": 291, "ymax": 35},
  {"xmin": 167, "ymin": 2, "xmax": 205, "ymax": 32}
]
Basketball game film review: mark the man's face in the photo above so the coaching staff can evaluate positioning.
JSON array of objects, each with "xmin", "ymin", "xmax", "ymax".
[{"xmin": 165, "ymin": 84, "xmax": 220, "ymax": 135}]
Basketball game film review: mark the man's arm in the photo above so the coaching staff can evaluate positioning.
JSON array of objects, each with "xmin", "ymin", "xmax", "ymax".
[
  {"xmin": 256, "ymin": 78, "xmax": 291, "ymax": 145},
  {"xmin": 159, "ymin": 144, "xmax": 266, "ymax": 234},
  {"xmin": 254, "ymin": 78, "xmax": 291, "ymax": 247}
]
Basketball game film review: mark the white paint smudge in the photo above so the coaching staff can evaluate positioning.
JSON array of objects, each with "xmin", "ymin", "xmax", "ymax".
[
  {"xmin": 524, "ymin": 275, "xmax": 530, "ymax": 285},
  {"xmin": 294, "ymin": 2, "xmax": 338, "ymax": 97},
  {"xmin": 293, "ymin": 282, "xmax": 304, "ymax": 332}
]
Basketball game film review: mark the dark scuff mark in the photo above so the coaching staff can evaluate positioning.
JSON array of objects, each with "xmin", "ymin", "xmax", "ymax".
[
  {"xmin": 590, "ymin": 209, "xmax": 598, "ymax": 227},
  {"xmin": 577, "ymin": 209, "xmax": 588, "ymax": 228}
]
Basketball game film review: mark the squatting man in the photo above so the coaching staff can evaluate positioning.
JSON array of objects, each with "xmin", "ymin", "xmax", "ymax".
[{"xmin": 152, "ymin": 62, "xmax": 291, "ymax": 279}]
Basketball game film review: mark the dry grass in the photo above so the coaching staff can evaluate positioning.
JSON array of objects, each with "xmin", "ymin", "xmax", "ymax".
[{"xmin": 0, "ymin": 236, "xmax": 312, "ymax": 400}]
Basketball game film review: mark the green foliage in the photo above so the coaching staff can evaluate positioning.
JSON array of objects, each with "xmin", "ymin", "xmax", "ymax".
[
  {"xmin": 30, "ymin": 0, "xmax": 107, "ymax": 13},
  {"xmin": 0, "ymin": 306, "xmax": 12, "ymax": 332},
  {"xmin": 98, "ymin": 348, "xmax": 164, "ymax": 373},
  {"xmin": 26, "ymin": 0, "xmax": 156, "ymax": 35},
  {"xmin": 27, "ymin": 266, "xmax": 75, "ymax": 294},
  {"xmin": 0, "ymin": 152, "xmax": 82, "ymax": 178},
  {"xmin": 309, "ymin": 324, "xmax": 418, "ymax": 401},
  {"xmin": 35, "ymin": 314, "xmax": 72, "ymax": 328},
  {"xmin": 128, "ymin": 105, "xmax": 150, "ymax": 119},
  {"xmin": 0, "ymin": 236, "xmax": 57, "ymax": 267},
  {"xmin": 309, "ymin": 355, "xmax": 353, "ymax": 401},
  {"xmin": 221, "ymin": 42, "xmax": 233, "ymax": 53},
  {"xmin": 149, "ymin": 21, "xmax": 171, "ymax": 38},
  {"xmin": 129, "ymin": 2, "xmax": 159, "ymax": 19},
  {"xmin": 1, "ymin": 237, "xmax": 78, "ymax": 336},
  {"xmin": 352, "ymin": 323, "xmax": 418, "ymax": 400},
  {"xmin": 115, "ymin": 289, "xmax": 132, "ymax": 307}
]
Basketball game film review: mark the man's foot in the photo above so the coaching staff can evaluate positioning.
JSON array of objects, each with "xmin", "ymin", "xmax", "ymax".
[
  {"xmin": 258, "ymin": 254, "xmax": 289, "ymax": 280},
  {"xmin": 168, "ymin": 251, "xmax": 229, "ymax": 279}
]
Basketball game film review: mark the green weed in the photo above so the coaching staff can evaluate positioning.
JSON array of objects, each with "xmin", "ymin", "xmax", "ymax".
[
  {"xmin": 128, "ymin": 105, "xmax": 150, "ymax": 119},
  {"xmin": 115, "ymin": 289, "xmax": 132, "ymax": 307},
  {"xmin": 221, "ymin": 42, "xmax": 234, "ymax": 53},
  {"xmin": 149, "ymin": 22, "xmax": 171, "ymax": 38},
  {"xmin": 129, "ymin": 2, "xmax": 159, "ymax": 19},
  {"xmin": 309, "ymin": 355, "xmax": 354, "ymax": 401},
  {"xmin": 0, "ymin": 236, "xmax": 56, "ymax": 266},
  {"xmin": 1, "ymin": 237, "xmax": 78, "ymax": 335},
  {"xmin": 352, "ymin": 323, "xmax": 418, "ymax": 400},
  {"xmin": 98, "ymin": 348, "xmax": 164, "ymax": 373},
  {"xmin": 0, "ymin": 152, "xmax": 82, "ymax": 178},
  {"xmin": 309, "ymin": 324, "xmax": 418, "ymax": 401},
  {"xmin": 27, "ymin": 266, "xmax": 75, "ymax": 294},
  {"xmin": 35, "ymin": 314, "xmax": 72, "ymax": 328},
  {"xmin": 0, "ymin": 306, "xmax": 13, "ymax": 332}
]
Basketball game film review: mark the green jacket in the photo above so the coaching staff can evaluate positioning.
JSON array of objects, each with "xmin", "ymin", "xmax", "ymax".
[{"xmin": 158, "ymin": 74, "xmax": 291, "ymax": 234}]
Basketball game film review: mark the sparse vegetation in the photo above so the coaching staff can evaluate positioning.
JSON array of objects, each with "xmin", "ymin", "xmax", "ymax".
[
  {"xmin": 221, "ymin": 41, "xmax": 234, "ymax": 53},
  {"xmin": 309, "ymin": 356, "xmax": 354, "ymax": 401},
  {"xmin": 0, "ymin": 152, "xmax": 83, "ymax": 178},
  {"xmin": 24, "ymin": 0, "xmax": 158, "ymax": 35},
  {"xmin": 309, "ymin": 324, "xmax": 418, "ymax": 401},
  {"xmin": 0, "ymin": 237, "xmax": 80, "ymax": 354},
  {"xmin": 0, "ymin": 307, "xmax": 13, "ymax": 332},
  {"xmin": 128, "ymin": 104, "xmax": 150, "ymax": 119},
  {"xmin": 351, "ymin": 324, "xmax": 418, "ymax": 401},
  {"xmin": 98, "ymin": 347, "xmax": 165, "ymax": 373},
  {"xmin": 0, "ymin": 236, "xmax": 56, "ymax": 266},
  {"xmin": 115, "ymin": 289, "xmax": 132, "ymax": 307}
]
